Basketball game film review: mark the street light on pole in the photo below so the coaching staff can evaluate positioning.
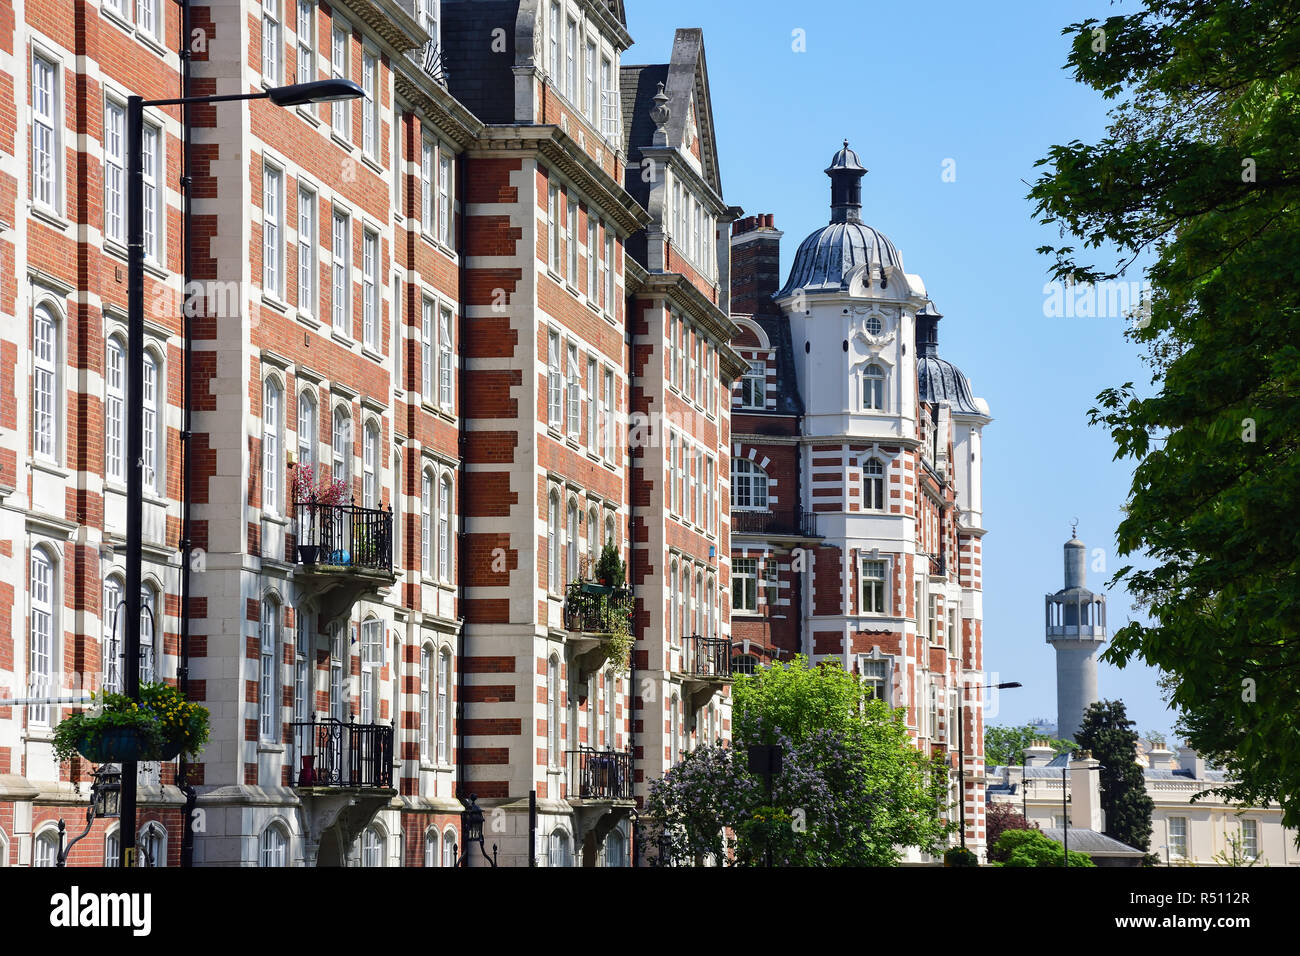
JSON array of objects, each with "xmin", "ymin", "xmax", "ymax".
[
  {"xmin": 957, "ymin": 680, "xmax": 1021, "ymax": 852},
  {"xmin": 120, "ymin": 78, "xmax": 362, "ymax": 867}
]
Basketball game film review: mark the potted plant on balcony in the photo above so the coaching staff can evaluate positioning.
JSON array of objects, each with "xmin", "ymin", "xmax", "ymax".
[
  {"xmin": 295, "ymin": 466, "xmax": 349, "ymax": 565},
  {"xmin": 53, "ymin": 682, "xmax": 210, "ymax": 764}
]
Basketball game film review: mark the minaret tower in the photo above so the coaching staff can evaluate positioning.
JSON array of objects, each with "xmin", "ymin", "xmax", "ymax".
[{"xmin": 1045, "ymin": 523, "xmax": 1107, "ymax": 741}]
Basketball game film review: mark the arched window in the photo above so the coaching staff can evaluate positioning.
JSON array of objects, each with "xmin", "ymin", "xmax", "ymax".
[
  {"xmin": 297, "ymin": 390, "xmax": 316, "ymax": 475},
  {"xmin": 103, "ymin": 575, "xmax": 124, "ymax": 694},
  {"xmin": 419, "ymin": 644, "xmax": 432, "ymax": 760},
  {"xmin": 438, "ymin": 475, "xmax": 451, "ymax": 583},
  {"xmin": 705, "ymin": 579, "xmax": 714, "ymax": 641},
  {"xmin": 104, "ymin": 827, "xmax": 119, "ymax": 867},
  {"xmin": 32, "ymin": 304, "xmax": 59, "ymax": 461},
  {"xmin": 547, "ymin": 655, "xmax": 560, "ymax": 767},
  {"xmin": 294, "ymin": 609, "xmax": 311, "ymax": 722},
  {"xmin": 139, "ymin": 583, "xmax": 158, "ymax": 684},
  {"xmin": 605, "ymin": 829, "xmax": 625, "ymax": 868},
  {"xmin": 259, "ymin": 824, "xmax": 288, "ymax": 867},
  {"xmin": 437, "ymin": 648, "xmax": 450, "ymax": 764},
  {"xmin": 668, "ymin": 559, "xmax": 678, "ymax": 646},
  {"xmin": 587, "ymin": 505, "xmax": 598, "ymax": 567},
  {"xmin": 694, "ymin": 571, "xmax": 703, "ymax": 639},
  {"xmin": 566, "ymin": 498, "xmax": 578, "ymax": 585},
  {"xmin": 105, "ymin": 336, "xmax": 126, "ymax": 482},
  {"xmin": 604, "ymin": 514, "xmax": 615, "ymax": 548},
  {"xmin": 421, "ymin": 469, "xmax": 434, "ymax": 575},
  {"xmin": 362, "ymin": 420, "xmax": 379, "ymax": 508},
  {"xmin": 862, "ymin": 363, "xmax": 885, "ymax": 411},
  {"xmin": 863, "ymin": 459, "xmax": 885, "ymax": 511},
  {"xmin": 605, "ymin": 670, "xmax": 616, "ymax": 748},
  {"xmin": 361, "ymin": 826, "xmax": 384, "ymax": 867},
  {"xmin": 332, "ymin": 406, "xmax": 350, "ymax": 486},
  {"xmin": 424, "ymin": 827, "xmax": 438, "ymax": 867},
  {"xmin": 679, "ymin": 564, "xmax": 688, "ymax": 647},
  {"xmin": 259, "ymin": 598, "xmax": 279, "ymax": 740},
  {"xmin": 441, "ymin": 827, "xmax": 458, "ymax": 867},
  {"xmin": 359, "ymin": 616, "xmax": 382, "ymax": 724},
  {"xmin": 549, "ymin": 828, "xmax": 571, "ymax": 868},
  {"xmin": 731, "ymin": 458, "xmax": 768, "ymax": 510},
  {"xmin": 586, "ymin": 673, "xmax": 596, "ymax": 747},
  {"xmin": 143, "ymin": 351, "xmax": 162, "ymax": 493},
  {"xmin": 33, "ymin": 830, "xmax": 58, "ymax": 867},
  {"xmin": 547, "ymin": 491, "xmax": 560, "ymax": 592},
  {"xmin": 29, "ymin": 547, "xmax": 55, "ymax": 724},
  {"xmin": 139, "ymin": 822, "xmax": 166, "ymax": 867}
]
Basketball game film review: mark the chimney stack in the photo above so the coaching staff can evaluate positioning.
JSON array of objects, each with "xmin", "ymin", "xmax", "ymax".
[{"xmin": 730, "ymin": 213, "xmax": 783, "ymax": 316}]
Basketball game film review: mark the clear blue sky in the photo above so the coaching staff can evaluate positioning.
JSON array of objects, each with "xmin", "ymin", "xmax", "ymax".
[{"xmin": 625, "ymin": 0, "xmax": 1176, "ymax": 740}]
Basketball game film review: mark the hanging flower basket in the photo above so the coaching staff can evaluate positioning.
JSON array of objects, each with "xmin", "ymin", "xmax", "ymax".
[{"xmin": 54, "ymin": 683, "xmax": 211, "ymax": 764}]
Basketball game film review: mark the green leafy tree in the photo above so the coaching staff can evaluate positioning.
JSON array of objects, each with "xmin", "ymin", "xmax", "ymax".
[
  {"xmin": 1029, "ymin": 0, "xmax": 1300, "ymax": 829},
  {"xmin": 1076, "ymin": 700, "xmax": 1156, "ymax": 860},
  {"xmin": 984, "ymin": 724, "xmax": 1077, "ymax": 768},
  {"xmin": 994, "ymin": 828, "xmax": 1096, "ymax": 868},
  {"xmin": 645, "ymin": 656, "xmax": 952, "ymax": 866},
  {"xmin": 985, "ymin": 802, "xmax": 1034, "ymax": 863}
]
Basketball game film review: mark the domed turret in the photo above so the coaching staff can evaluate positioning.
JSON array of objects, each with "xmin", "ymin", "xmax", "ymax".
[
  {"xmin": 776, "ymin": 142, "xmax": 903, "ymax": 298},
  {"xmin": 916, "ymin": 305, "xmax": 982, "ymax": 416}
]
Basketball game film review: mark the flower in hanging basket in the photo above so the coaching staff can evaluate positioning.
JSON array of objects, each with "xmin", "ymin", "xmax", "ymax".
[{"xmin": 53, "ymin": 683, "xmax": 210, "ymax": 764}]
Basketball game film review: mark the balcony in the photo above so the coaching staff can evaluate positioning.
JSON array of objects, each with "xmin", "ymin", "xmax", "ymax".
[
  {"xmin": 293, "ymin": 499, "xmax": 396, "ymax": 629},
  {"xmin": 563, "ymin": 582, "xmax": 634, "ymax": 677},
  {"xmin": 677, "ymin": 635, "xmax": 732, "ymax": 711},
  {"xmin": 731, "ymin": 508, "xmax": 820, "ymax": 538},
  {"xmin": 567, "ymin": 748, "xmax": 634, "ymax": 802},
  {"xmin": 289, "ymin": 718, "xmax": 396, "ymax": 867}
]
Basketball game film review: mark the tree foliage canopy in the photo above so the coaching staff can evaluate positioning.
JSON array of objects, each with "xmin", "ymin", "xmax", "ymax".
[
  {"xmin": 644, "ymin": 656, "xmax": 951, "ymax": 866},
  {"xmin": 1030, "ymin": 0, "xmax": 1300, "ymax": 828},
  {"xmin": 1076, "ymin": 699, "xmax": 1156, "ymax": 857},
  {"xmin": 994, "ymin": 828, "xmax": 1096, "ymax": 868},
  {"xmin": 984, "ymin": 724, "xmax": 1077, "ymax": 768}
]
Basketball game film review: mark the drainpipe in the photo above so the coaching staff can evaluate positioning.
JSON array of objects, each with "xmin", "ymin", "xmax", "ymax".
[
  {"xmin": 625, "ymin": 297, "xmax": 637, "ymax": 866},
  {"xmin": 454, "ymin": 149, "xmax": 468, "ymax": 813},
  {"xmin": 175, "ymin": 0, "xmax": 197, "ymax": 868}
]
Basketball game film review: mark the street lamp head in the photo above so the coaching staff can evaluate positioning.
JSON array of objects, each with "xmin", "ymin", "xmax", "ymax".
[
  {"xmin": 995, "ymin": 682, "xmax": 1023, "ymax": 690},
  {"xmin": 266, "ymin": 79, "xmax": 364, "ymax": 107},
  {"xmin": 461, "ymin": 793, "xmax": 485, "ymax": 843}
]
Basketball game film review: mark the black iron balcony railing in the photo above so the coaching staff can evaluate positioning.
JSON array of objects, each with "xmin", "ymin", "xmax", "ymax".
[
  {"xmin": 294, "ymin": 499, "xmax": 393, "ymax": 573},
  {"xmin": 290, "ymin": 718, "xmax": 394, "ymax": 789},
  {"xmin": 567, "ymin": 748, "xmax": 633, "ymax": 800},
  {"xmin": 563, "ymin": 582, "xmax": 634, "ymax": 634},
  {"xmin": 731, "ymin": 508, "xmax": 820, "ymax": 538},
  {"xmin": 684, "ymin": 635, "xmax": 732, "ymax": 680}
]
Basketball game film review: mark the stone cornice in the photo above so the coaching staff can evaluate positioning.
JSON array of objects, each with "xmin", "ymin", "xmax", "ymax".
[
  {"xmin": 475, "ymin": 126, "xmax": 650, "ymax": 235},
  {"xmin": 393, "ymin": 74, "xmax": 485, "ymax": 151},
  {"xmin": 338, "ymin": 0, "xmax": 423, "ymax": 53},
  {"xmin": 634, "ymin": 272, "xmax": 747, "ymax": 380},
  {"xmin": 634, "ymin": 145, "xmax": 728, "ymax": 217}
]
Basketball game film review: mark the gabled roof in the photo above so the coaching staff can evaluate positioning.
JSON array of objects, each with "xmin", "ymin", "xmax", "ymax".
[
  {"xmin": 1040, "ymin": 828, "xmax": 1146, "ymax": 858},
  {"xmin": 622, "ymin": 28, "xmax": 723, "ymax": 196}
]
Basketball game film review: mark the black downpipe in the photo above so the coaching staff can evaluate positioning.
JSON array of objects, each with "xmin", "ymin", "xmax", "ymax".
[
  {"xmin": 626, "ymin": 291, "xmax": 638, "ymax": 867},
  {"xmin": 175, "ymin": 0, "xmax": 197, "ymax": 867},
  {"xmin": 454, "ymin": 149, "xmax": 468, "ymax": 816}
]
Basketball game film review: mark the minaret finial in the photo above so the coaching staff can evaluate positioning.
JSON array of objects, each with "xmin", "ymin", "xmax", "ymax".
[{"xmin": 1070, "ymin": 516, "xmax": 1079, "ymax": 538}]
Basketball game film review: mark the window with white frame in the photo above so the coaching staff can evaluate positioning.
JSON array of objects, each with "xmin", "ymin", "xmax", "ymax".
[
  {"xmin": 547, "ymin": 329, "xmax": 563, "ymax": 427},
  {"xmin": 585, "ymin": 357, "xmax": 597, "ymax": 449},
  {"xmin": 1241, "ymin": 819, "xmax": 1258, "ymax": 858},
  {"xmin": 566, "ymin": 342, "xmax": 580, "ymax": 436},
  {"xmin": 604, "ymin": 227, "xmax": 615, "ymax": 310},
  {"xmin": 548, "ymin": 183, "xmax": 561, "ymax": 272},
  {"xmin": 31, "ymin": 52, "xmax": 59, "ymax": 211},
  {"xmin": 948, "ymin": 606, "xmax": 958, "ymax": 657},
  {"xmin": 586, "ymin": 215, "xmax": 597, "ymax": 299},
  {"xmin": 600, "ymin": 56, "xmax": 615, "ymax": 137},
  {"xmin": 419, "ymin": 0, "xmax": 440, "ymax": 44},
  {"xmin": 731, "ymin": 458, "xmax": 768, "ymax": 511},
  {"xmin": 739, "ymin": 359, "xmax": 765, "ymax": 409},
  {"xmin": 259, "ymin": 825, "xmax": 288, "ymax": 867},
  {"xmin": 361, "ymin": 50, "xmax": 378, "ymax": 157},
  {"xmin": 419, "ymin": 645, "xmax": 431, "ymax": 760},
  {"xmin": 29, "ymin": 547, "xmax": 55, "ymax": 723},
  {"xmin": 297, "ymin": 183, "xmax": 317, "ymax": 316},
  {"xmin": 330, "ymin": 625, "xmax": 344, "ymax": 721},
  {"xmin": 104, "ymin": 101, "xmax": 125, "ymax": 244},
  {"xmin": 863, "ymin": 459, "xmax": 885, "ymax": 510},
  {"xmin": 669, "ymin": 694, "xmax": 680, "ymax": 765},
  {"xmin": 297, "ymin": 390, "xmax": 316, "ymax": 474},
  {"xmin": 362, "ymin": 420, "xmax": 378, "ymax": 508},
  {"xmin": 260, "ymin": 598, "xmax": 279, "ymax": 740},
  {"xmin": 733, "ymin": 557, "xmax": 758, "ymax": 614},
  {"xmin": 330, "ymin": 23, "xmax": 349, "ymax": 136},
  {"xmin": 564, "ymin": 17, "xmax": 577, "ymax": 102},
  {"xmin": 262, "ymin": 0, "xmax": 282, "ymax": 82},
  {"xmin": 33, "ymin": 831, "xmax": 58, "ymax": 868},
  {"xmin": 138, "ymin": 823, "xmax": 166, "ymax": 867},
  {"xmin": 704, "ymin": 458, "xmax": 714, "ymax": 534},
  {"xmin": 668, "ymin": 314, "xmax": 678, "ymax": 388},
  {"xmin": 103, "ymin": 576, "xmax": 123, "ymax": 695},
  {"xmin": 421, "ymin": 298, "xmax": 434, "ymax": 398},
  {"xmin": 602, "ymin": 369, "xmax": 615, "ymax": 461},
  {"xmin": 566, "ymin": 498, "xmax": 578, "ymax": 585},
  {"xmin": 263, "ymin": 163, "xmax": 283, "ymax": 297},
  {"xmin": 296, "ymin": 0, "xmax": 315, "ymax": 85},
  {"xmin": 420, "ymin": 136, "xmax": 434, "ymax": 234},
  {"xmin": 424, "ymin": 828, "xmax": 437, "ymax": 866},
  {"xmin": 438, "ymin": 144, "xmax": 453, "ymax": 246},
  {"xmin": 438, "ymin": 475, "xmax": 451, "ymax": 582},
  {"xmin": 567, "ymin": 200, "xmax": 578, "ymax": 282},
  {"xmin": 687, "ymin": 329, "xmax": 697, "ymax": 400},
  {"xmin": 584, "ymin": 39, "xmax": 597, "ymax": 121},
  {"xmin": 362, "ymin": 229, "xmax": 379, "ymax": 348},
  {"xmin": 294, "ymin": 610, "xmax": 310, "ymax": 722},
  {"xmin": 439, "ymin": 306, "xmax": 453, "ymax": 409},
  {"xmin": 862, "ymin": 363, "xmax": 885, "ymax": 410},
  {"xmin": 762, "ymin": 557, "xmax": 778, "ymax": 607},
  {"xmin": 139, "ymin": 584, "xmax": 157, "ymax": 683},
  {"xmin": 437, "ymin": 648, "xmax": 450, "ymax": 763},
  {"xmin": 359, "ymin": 617, "xmax": 382, "ymax": 724},
  {"xmin": 861, "ymin": 559, "xmax": 887, "ymax": 614},
  {"xmin": 862, "ymin": 658, "xmax": 888, "ymax": 701},
  {"xmin": 142, "ymin": 351, "xmax": 162, "ymax": 493},
  {"xmin": 137, "ymin": 0, "xmax": 160, "ymax": 37},
  {"xmin": 332, "ymin": 405, "xmax": 350, "ymax": 484},
  {"xmin": 104, "ymin": 828, "xmax": 119, "ymax": 867},
  {"xmin": 677, "ymin": 319, "xmax": 687, "ymax": 385},
  {"xmin": 32, "ymin": 304, "xmax": 59, "ymax": 461},
  {"xmin": 677, "ymin": 436, "xmax": 686, "ymax": 514},
  {"xmin": 547, "ymin": 655, "xmax": 560, "ymax": 767},
  {"xmin": 668, "ymin": 559, "xmax": 679, "ymax": 645},
  {"xmin": 547, "ymin": 490, "xmax": 560, "ymax": 592},
  {"xmin": 667, "ymin": 432, "xmax": 676, "ymax": 514},
  {"xmin": 105, "ymin": 336, "xmax": 125, "ymax": 482},
  {"xmin": 421, "ymin": 469, "xmax": 433, "ymax": 574},
  {"xmin": 442, "ymin": 828, "xmax": 457, "ymax": 866},
  {"xmin": 331, "ymin": 209, "xmax": 350, "ymax": 333},
  {"xmin": 361, "ymin": 826, "xmax": 384, "ymax": 867},
  {"xmin": 605, "ymin": 670, "xmax": 616, "ymax": 747},
  {"xmin": 928, "ymin": 594, "xmax": 938, "ymax": 643},
  {"xmin": 1168, "ymin": 817, "xmax": 1188, "ymax": 858},
  {"xmin": 928, "ymin": 682, "xmax": 940, "ymax": 741},
  {"xmin": 263, "ymin": 378, "xmax": 282, "ymax": 514}
]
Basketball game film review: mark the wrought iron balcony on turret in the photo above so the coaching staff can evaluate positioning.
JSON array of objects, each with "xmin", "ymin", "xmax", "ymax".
[
  {"xmin": 292, "ymin": 498, "xmax": 397, "ymax": 630},
  {"xmin": 676, "ymin": 635, "xmax": 733, "ymax": 712}
]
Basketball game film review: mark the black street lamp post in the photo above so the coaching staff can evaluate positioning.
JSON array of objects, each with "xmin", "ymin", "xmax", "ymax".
[
  {"xmin": 56, "ymin": 769, "xmax": 121, "ymax": 867},
  {"xmin": 956, "ymin": 680, "xmax": 1021, "ymax": 853},
  {"xmin": 120, "ymin": 78, "xmax": 361, "ymax": 867},
  {"xmin": 458, "ymin": 794, "xmax": 498, "ymax": 867}
]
